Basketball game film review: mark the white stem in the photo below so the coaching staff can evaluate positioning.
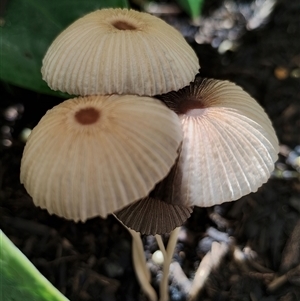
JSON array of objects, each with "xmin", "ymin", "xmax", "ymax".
[
  {"xmin": 155, "ymin": 227, "xmax": 180, "ymax": 301},
  {"xmin": 189, "ymin": 241, "xmax": 228, "ymax": 300},
  {"xmin": 155, "ymin": 235, "xmax": 167, "ymax": 258},
  {"xmin": 123, "ymin": 224, "xmax": 158, "ymax": 301},
  {"xmin": 130, "ymin": 229, "xmax": 151, "ymax": 282}
]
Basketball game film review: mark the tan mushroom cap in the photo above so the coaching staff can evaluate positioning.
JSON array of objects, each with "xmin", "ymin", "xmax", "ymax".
[
  {"xmin": 20, "ymin": 94, "xmax": 183, "ymax": 222},
  {"xmin": 114, "ymin": 156, "xmax": 193, "ymax": 235},
  {"xmin": 158, "ymin": 77, "xmax": 279, "ymax": 207},
  {"xmin": 41, "ymin": 8, "xmax": 199, "ymax": 96}
]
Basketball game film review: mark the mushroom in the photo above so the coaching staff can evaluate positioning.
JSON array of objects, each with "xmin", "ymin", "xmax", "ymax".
[
  {"xmin": 114, "ymin": 153, "xmax": 193, "ymax": 235},
  {"xmin": 29, "ymin": 9, "xmax": 200, "ymax": 300},
  {"xmin": 123, "ymin": 76, "xmax": 278, "ymax": 301},
  {"xmin": 115, "ymin": 196, "xmax": 193, "ymax": 235},
  {"xmin": 20, "ymin": 94, "xmax": 183, "ymax": 222},
  {"xmin": 115, "ymin": 76, "xmax": 279, "ymax": 235},
  {"xmin": 33, "ymin": 8, "xmax": 279, "ymax": 301},
  {"xmin": 41, "ymin": 8, "xmax": 199, "ymax": 96},
  {"xmin": 157, "ymin": 76, "xmax": 279, "ymax": 208}
]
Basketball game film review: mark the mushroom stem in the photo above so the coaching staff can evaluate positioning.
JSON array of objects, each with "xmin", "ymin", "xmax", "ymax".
[
  {"xmin": 130, "ymin": 229, "xmax": 151, "ymax": 282},
  {"xmin": 126, "ymin": 227, "xmax": 158, "ymax": 301},
  {"xmin": 155, "ymin": 227, "xmax": 180, "ymax": 301},
  {"xmin": 188, "ymin": 241, "xmax": 228, "ymax": 300}
]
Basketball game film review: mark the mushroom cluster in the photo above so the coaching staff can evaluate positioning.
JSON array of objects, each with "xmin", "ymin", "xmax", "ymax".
[
  {"xmin": 21, "ymin": 8, "xmax": 278, "ymax": 236},
  {"xmin": 20, "ymin": 7, "xmax": 279, "ymax": 301},
  {"xmin": 20, "ymin": 8, "xmax": 199, "ymax": 230}
]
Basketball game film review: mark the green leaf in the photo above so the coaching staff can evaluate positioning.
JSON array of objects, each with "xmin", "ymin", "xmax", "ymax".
[
  {"xmin": 0, "ymin": 0, "xmax": 129, "ymax": 97},
  {"xmin": 175, "ymin": 0, "xmax": 205, "ymax": 20},
  {"xmin": 0, "ymin": 230, "xmax": 69, "ymax": 301}
]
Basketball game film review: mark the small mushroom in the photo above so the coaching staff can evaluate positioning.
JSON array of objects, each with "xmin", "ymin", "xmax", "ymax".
[
  {"xmin": 42, "ymin": 8, "xmax": 199, "ymax": 96},
  {"xmin": 115, "ymin": 197, "xmax": 193, "ymax": 235},
  {"xmin": 158, "ymin": 76, "xmax": 279, "ymax": 207},
  {"xmin": 114, "ymin": 157, "xmax": 193, "ymax": 235},
  {"xmin": 20, "ymin": 94, "xmax": 182, "ymax": 222}
]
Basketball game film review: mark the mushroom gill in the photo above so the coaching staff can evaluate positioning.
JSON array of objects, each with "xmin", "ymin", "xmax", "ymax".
[{"xmin": 114, "ymin": 154, "xmax": 193, "ymax": 235}]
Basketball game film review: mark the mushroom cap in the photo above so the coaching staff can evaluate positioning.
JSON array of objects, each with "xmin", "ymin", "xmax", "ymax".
[
  {"xmin": 158, "ymin": 77, "xmax": 279, "ymax": 207},
  {"xmin": 41, "ymin": 8, "xmax": 199, "ymax": 96},
  {"xmin": 114, "ymin": 197, "xmax": 193, "ymax": 235},
  {"xmin": 20, "ymin": 94, "xmax": 183, "ymax": 222},
  {"xmin": 114, "ymin": 155, "xmax": 193, "ymax": 235}
]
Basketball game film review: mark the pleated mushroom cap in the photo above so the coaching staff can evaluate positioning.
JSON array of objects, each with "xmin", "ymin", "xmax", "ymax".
[
  {"xmin": 20, "ymin": 95, "xmax": 183, "ymax": 222},
  {"xmin": 114, "ymin": 198, "xmax": 193, "ymax": 235},
  {"xmin": 114, "ymin": 156, "xmax": 193, "ymax": 235},
  {"xmin": 41, "ymin": 8, "xmax": 199, "ymax": 96},
  {"xmin": 158, "ymin": 77, "xmax": 279, "ymax": 207}
]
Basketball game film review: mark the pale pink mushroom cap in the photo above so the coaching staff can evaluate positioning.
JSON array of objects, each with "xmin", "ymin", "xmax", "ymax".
[
  {"xmin": 158, "ymin": 77, "xmax": 279, "ymax": 207},
  {"xmin": 41, "ymin": 8, "xmax": 199, "ymax": 96},
  {"xmin": 20, "ymin": 95, "xmax": 182, "ymax": 222}
]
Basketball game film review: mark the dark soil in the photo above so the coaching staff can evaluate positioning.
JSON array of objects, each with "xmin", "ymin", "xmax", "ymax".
[{"xmin": 1, "ymin": 0, "xmax": 300, "ymax": 300}]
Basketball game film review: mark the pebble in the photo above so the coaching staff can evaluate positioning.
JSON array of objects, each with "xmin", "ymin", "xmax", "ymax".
[
  {"xmin": 152, "ymin": 250, "xmax": 164, "ymax": 265},
  {"xmin": 169, "ymin": 286, "xmax": 184, "ymax": 301},
  {"xmin": 274, "ymin": 67, "xmax": 289, "ymax": 80},
  {"xmin": 198, "ymin": 237, "xmax": 214, "ymax": 253}
]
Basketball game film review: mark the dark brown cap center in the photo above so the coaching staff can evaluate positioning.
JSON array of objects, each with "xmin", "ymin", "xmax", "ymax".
[
  {"xmin": 177, "ymin": 97, "xmax": 204, "ymax": 115},
  {"xmin": 112, "ymin": 20, "xmax": 137, "ymax": 30},
  {"xmin": 75, "ymin": 108, "xmax": 100, "ymax": 125}
]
